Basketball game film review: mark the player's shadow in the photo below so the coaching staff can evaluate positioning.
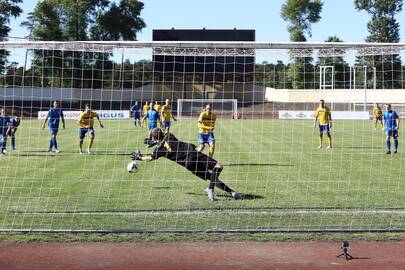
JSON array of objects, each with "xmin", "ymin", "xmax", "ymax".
[
  {"xmin": 343, "ymin": 146, "xmax": 382, "ymax": 149},
  {"xmin": 225, "ymin": 163, "xmax": 293, "ymax": 167},
  {"xmin": 186, "ymin": 192, "xmax": 264, "ymax": 200}
]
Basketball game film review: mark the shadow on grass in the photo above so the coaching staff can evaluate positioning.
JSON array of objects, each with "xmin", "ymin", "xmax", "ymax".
[
  {"xmin": 186, "ymin": 192, "xmax": 264, "ymax": 200},
  {"xmin": 224, "ymin": 163, "xmax": 293, "ymax": 167},
  {"xmin": 342, "ymin": 146, "xmax": 382, "ymax": 149}
]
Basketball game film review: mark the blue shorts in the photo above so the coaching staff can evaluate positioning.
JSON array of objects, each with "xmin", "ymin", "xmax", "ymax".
[
  {"xmin": 163, "ymin": 120, "xmax": 171, "ymax": 128},
  {"xmin": 319, "ymin": 124, "xmax": 330, "ymax": 133},
  {"xmin": 148, "ymin": 122, "xmax": 157, "ymax": 130},
  {"xmin": 386, "ymin": 129, "xmax": 398, "ymax": 138},
  {"xmin": 49, "ymin": 127, "xmax": 59, "ymax": 135},
  {"xmin": 198, "ymin": 133, "xmax": 215, "ymax": 145},
  {"xmin": 79, "ymin": 128, "xmax": 95, "ymax": 139},
  {"xmin": 134, "ymin": 112, "xmax": 141, "ymax": 120}
]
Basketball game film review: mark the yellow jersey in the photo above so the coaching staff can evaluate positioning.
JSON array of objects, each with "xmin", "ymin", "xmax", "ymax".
[
  {"xmin": 143, "ymin": 104, "xmax": 150, "ymax": 114},
  {"xmin": 79, "ymin": 111, "xmax": 98, "ymax": 128},
  {"xmin": 161, "ymin": 104, "xmax": 172, "ymax": 121},
  {"xmin": 373, "ymin": 107, "xmax": 382, "ymax": 117},
  {"xmin": 198, "ymin": 111, "xmax": 216, "ymax": 134},
  {"xmin": 154, "ymin": 104, "xmax": 161, "ymax": 112},
  {"xmin": 315, "ymin": 106, "xmax": 331, "ymax": 125}
]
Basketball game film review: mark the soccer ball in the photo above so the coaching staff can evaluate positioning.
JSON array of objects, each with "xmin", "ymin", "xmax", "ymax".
[{"xmin": 127, "ymin": 161, "xmax": 138, "ymax": 173}]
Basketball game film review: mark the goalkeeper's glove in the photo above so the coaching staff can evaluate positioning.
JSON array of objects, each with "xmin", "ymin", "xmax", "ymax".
[
  {"xmin": 144, "ymin": 138, "xmax": 157, "ymax": 148},
  {"xmin": 131, "ymin": 150, "xmax": 143, "ymax": 160}
]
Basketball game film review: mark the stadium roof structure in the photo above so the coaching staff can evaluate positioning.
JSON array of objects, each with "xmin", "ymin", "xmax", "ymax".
[{"xmin": 1, "ymin": 41, "xmax": 405, "ymax": 57}]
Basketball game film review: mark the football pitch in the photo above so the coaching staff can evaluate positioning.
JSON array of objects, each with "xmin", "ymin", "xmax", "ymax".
[{"xmin": 1, "ymin": 118, "xmax": 405, "ymax": 232}]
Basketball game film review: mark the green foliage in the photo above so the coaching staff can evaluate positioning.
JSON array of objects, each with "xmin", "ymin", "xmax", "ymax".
[
  {"xmin": 26, "ymin": 0, "xmax": 145, "ymax": 42},
  {"xmin": 90, "ymin": 0, "xmax": 146, "ymax": 41},
  {"xmin": 0, "ymin": 0, "xmax": 23, "ymax": 74},
  {"xmin": 280, "ymin": 0, "xmax": 323, "ymax": 42},
  {"xmin": 0, "ymin": 0, "xmax": 22, "ymax": 40},
  {"xmin": 280, "ymin": 0, "xmax": 323, "ymax": 89},
  {"xmin": 17, "ymin": 0, "xmax": 146, "ymax": 89},
  {"xmin": 354, "ymin": 0, "xmax": 403, "ymax": 88}
]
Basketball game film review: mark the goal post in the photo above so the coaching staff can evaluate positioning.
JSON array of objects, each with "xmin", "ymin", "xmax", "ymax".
[{"xmin": 176, "ymin": 99, "xmax": 238, "ymax": 119}]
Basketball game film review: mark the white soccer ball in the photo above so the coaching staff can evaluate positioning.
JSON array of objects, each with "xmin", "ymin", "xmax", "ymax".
[{"xmin": 127, "ymin": 161, "xmax": 138, "ymax": 173}]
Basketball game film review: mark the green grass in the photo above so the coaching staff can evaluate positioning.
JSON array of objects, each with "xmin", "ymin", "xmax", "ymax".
[{"xmin": 1, "ymin": 119, "xmax": 405, "ymax": 234}]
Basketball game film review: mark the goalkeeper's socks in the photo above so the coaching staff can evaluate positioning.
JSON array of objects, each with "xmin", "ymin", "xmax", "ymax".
[
  {"xmin": 11, "ymin": 137, "xmax": 15, "ymax": 150},
  {"xmin": 386, "ymin": 140, "xmax": 391, "ymax": 151}
]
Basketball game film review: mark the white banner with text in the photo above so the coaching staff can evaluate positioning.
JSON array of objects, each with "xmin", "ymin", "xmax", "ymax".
[
  {"xmin": 38, "ymin": 110, "xmax": 130, "ymax": 120},
  {"xmin": 279, "ymin": 111, "xmax": 370, "ymax": 120}
]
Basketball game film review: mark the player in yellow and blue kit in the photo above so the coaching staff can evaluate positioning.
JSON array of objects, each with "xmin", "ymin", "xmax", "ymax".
[
  {"xmin": 0, "ymin": 107, "xmax": 11, "ymax": 154},
  {"xmin": 314, "ymin": 99, "xmax": 332, "ymax": 149},
  {"xmin": 197, "ymin": 104, "xmax": 216, "ymax": 158},
  {"xmin": 42, "ymin": 100, "xmax": 65, "ymax": 153},
  {"xmin": 373, "ymin": 104, "xmax": 383, "ymax": 130},
  {"xmin": 143, "ymin": 102, "xmax": 162, "ymax": 131},
  {"xmin": 161, "ymin": 99, "xmax": 176, "ymax": 131},
  {"xmin": 383, "ymin": 104, "xmax": 400, "ymax": 154},
  {"xmin": 78, "ymin": 104, "xmax": 104, "ymax": 154}
]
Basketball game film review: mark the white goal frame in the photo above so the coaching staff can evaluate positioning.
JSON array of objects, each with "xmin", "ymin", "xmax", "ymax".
[{"xmin": 177, "ymin": 99, "xmax": 238, "ymax": 119}]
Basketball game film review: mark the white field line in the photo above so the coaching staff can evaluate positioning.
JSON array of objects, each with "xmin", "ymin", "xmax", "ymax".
[{"xmin": 10, "ymin": 208, "xmax": 405, "ymax": 217}]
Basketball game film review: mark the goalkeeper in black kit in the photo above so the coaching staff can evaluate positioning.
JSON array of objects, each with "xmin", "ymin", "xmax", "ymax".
[{"xmin": 131, "ymin": 127, "xmax": 241, "ymax": 201}]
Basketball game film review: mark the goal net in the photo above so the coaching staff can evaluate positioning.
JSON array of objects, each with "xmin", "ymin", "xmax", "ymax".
[
  {"xmin": 177, "ymin": 99, "xmax": 238, "ymax": 119},
  {"xmin": 1, "ymin": 41, "xmax": 405, "ymax": 233}
]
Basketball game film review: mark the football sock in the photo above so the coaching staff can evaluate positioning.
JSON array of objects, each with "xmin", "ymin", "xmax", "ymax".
[
  {"xmin": 209, "ymin": 167, "xmax": 233, "ymax": 192},
  {"xmin": 11, "ymin": 137, "xmax": 15, "ymax": 150},
  {"xmin": 49, "ymin": 139, "xmax": 53, "ymax": 150},
  {"xmin": 53, "ymin": 137, "xmax": 58, "ymax": 150},
  {"xmin": 394, "ymin": 140, "xmax": 398, "ymax": 151},
  {"xmin": 209, "ymin": 144, "xmax": 215, "ymax": 158},
  {"xmin": 328, "ymin": 136, "xmax": 332, "ymax": 147},
  {"xmin": 319, "ymin": 136, "xmax": 323, "ymax": 146},
  {"xmin": 387, "ymin": 140, "xmax": 391, "ymax": 151}
]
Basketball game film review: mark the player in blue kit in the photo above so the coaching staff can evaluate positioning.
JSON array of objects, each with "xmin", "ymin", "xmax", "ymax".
[
  {"xmin": 383, "ymin": 103, "xmax": 400, "ymax": 154},
  {"xmin": 42, "ymin": 101, "xmax": 65, "ymax": 153},
  {"xmin": 0, "ymin": 107, "xmax": 11, "ymax": 154},
  {"xmin": 142, "ymin": 101, "xmax": 162, "ymax": 131},
  {"xmin": 130, "ymin": 101, "xmax": 142, "ymax": 127}
]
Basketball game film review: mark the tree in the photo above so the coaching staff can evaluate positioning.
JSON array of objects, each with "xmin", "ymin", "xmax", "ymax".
[
  {"xmin": 0, "ymin": 0, "xmax": 23, "ymax": 74},
  {"xmin": 90, "ymin": 0, "xmax": 146, "ymax": 41},
  {"xmin": 354, "ymin": 0, "xmax": 403, "ymax": 89},
  {"xmin": 281, "ymin": 0, "xmax": 323, "ymax": 42},
  {"xmin": 281, "ymin": 0, "xmax": 323, "ymax": 89},
  {"xmin": 22, "ymin": 0, "xmax": 146, "ymax": 89}
]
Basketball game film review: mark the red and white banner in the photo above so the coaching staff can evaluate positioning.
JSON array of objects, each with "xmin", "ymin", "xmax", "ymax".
[
  {"xmin": 38, "ymin": 110, "xmax": 130, "ymax": 120},
  {"xmin": 279, "ymin": 111, "xmax": 370, "ymax": 120}
]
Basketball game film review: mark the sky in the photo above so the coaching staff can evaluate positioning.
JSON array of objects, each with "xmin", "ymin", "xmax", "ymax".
[{"xmin": 8, "ymin": 0, "xmax": 405, "ymax": 43}]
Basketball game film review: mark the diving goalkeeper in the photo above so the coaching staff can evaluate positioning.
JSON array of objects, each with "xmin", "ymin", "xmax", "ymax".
[{"xmin": 131, "ymin": 128, "xmax": 241, "ymax": 201}]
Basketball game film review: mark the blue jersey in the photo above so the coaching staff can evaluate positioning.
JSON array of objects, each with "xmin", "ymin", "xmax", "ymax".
[
  {"xmin": 0, "ymin": 116, "xmax": 11, "ymax": 135},
  {"xmin": 130, "ymin": 104, "xmax": 141, "ymax": 112},
  {"xmin": 146, "ymin": 109, "xmax": 159, "ymax": 123},
  {"xmin": 384, "ymin": 110, "xmax": 399, "ymax": 130},
  {"xmin": 47, "ymin": 108, "xmax": 64, "ymax": 129},
  {"xmin": 9, "ymin": 117, "xmax": 20, "ymax": 128}
]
